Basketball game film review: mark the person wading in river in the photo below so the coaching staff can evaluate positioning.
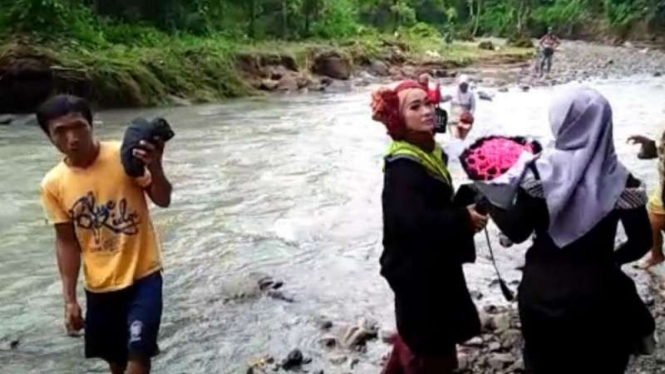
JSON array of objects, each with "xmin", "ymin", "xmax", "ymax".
[
  {"xmin": 38, "ymin": 95, "xmax": 172, "ymax": 374},
  {"xmin": 372, "ymin": 80, "xmax": 486, "ymax": 374},
  {"xmin": 487, "ymin": 87, "xmax": 655, "ymax": 374},
  {"xmin": 628, "ymin": 131, "xmax": 665, "ymax": 268}
]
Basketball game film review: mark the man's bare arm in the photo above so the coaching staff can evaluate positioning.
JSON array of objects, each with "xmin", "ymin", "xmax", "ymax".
[{"xmin": 55, "ymin": 223, "xmax": 84, "ymax": 335}]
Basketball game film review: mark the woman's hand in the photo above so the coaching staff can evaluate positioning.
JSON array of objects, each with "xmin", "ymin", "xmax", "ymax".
[{"xmin": 467, "ymin": 205, "xmax": 489, "ymax": 233}]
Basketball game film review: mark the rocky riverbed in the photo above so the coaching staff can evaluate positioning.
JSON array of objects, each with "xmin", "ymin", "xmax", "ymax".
[
  {"xmin": 245, "ymin": 303, "xmax": 527, "ymax": 374},
  {"xmin": 485, "ymin": 40, "xmax": 665, "ymax": 90},
  {"xmin": 241, "ymin": 279, "xmax": 665, "ymax": 374},
  {"xmin": 628, "ymin": 288, "xmax": 665, "ymax": 374},
  {"xmin": 547, "ymin": 40, "xmax": 665, "ymax": 83},
  {"xmin": 410, "ymin": 39, "xmax": 665, "ymax": 93},
  {"xmin": 260, "ymin": 39, "xmax": 665, "ymax": 100}
]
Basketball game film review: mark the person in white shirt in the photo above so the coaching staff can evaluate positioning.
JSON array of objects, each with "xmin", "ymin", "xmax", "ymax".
[{"xmin": 442, "ymin": 75, "xmax": 476, "ymax": 139}]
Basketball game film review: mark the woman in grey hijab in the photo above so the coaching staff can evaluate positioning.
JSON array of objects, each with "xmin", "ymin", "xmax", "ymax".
[{"xmin": 488, "ymin": 86, "xmax": 655, "ymax": 374}]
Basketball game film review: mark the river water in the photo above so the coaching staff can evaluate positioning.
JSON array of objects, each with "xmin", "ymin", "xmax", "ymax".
[{"xmin": 1, "ymin": 76, "xmax": 664, "ymax": 374}]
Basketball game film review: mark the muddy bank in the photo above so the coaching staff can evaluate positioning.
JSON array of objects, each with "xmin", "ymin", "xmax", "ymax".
[
  {"xmin": 246, "ymin": 42, "xmax": 531, "ymax": 95},
  {"xmin": 2, "ymin": 36, "xmax": 664, "ymax": 116},
  {"xmin": 0, "ymin": 37, "xmax": 530, "ymax": 115}
]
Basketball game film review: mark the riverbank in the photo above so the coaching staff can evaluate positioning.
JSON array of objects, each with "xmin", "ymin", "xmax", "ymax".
[
  {"xmin": 242, "ymin": 275, "xmax": 665, "ymax": 374},
  {"xmin": 526, "ymin": 40, "xmax": 665, "ymax": 85},
  {"xmin": 0, "ymin": 32, "xmax": 531, "ymax": 114},
  {"xmin": 445, "ymin": 39, "xmax": 665, "ymax": 93}
]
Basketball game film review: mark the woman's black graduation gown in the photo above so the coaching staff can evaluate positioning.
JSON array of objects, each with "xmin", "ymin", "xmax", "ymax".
[
  {"xmin": 490, "ymin": 175, "xmax": 655, "ymax": 374},
  {"xmin": 381, "ymin": 153, "xmax": 481, "ymax": 355}
]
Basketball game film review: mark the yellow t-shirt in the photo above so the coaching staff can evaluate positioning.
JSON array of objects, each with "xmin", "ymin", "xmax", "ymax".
[
  {"xmin": 40, "ymin": 141, "xmax": 162, "ymax": 293},
  {"xmin": 648, "ymin": 131, "xmax": 665, "ymax": 215}
]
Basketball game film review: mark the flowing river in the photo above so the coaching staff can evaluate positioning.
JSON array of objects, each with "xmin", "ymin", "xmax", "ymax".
[{"xmin": 1, "ymin": 75, "xmax": 664, "ymax": 374}]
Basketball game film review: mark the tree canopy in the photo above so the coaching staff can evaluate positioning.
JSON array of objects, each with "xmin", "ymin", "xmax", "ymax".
[{"xmin": 1, "ymin": 0, "xmax": 664, "ymax": 42}]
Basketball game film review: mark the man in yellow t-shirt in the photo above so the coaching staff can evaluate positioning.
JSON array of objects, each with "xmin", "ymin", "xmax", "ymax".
[{"xmin": 38, "ymin": 95, "xmax": 172, "ymax": 374}]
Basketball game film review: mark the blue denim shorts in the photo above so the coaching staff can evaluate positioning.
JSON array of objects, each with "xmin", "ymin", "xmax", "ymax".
[{"xmin": 85, "ymin": 271, "xmax": 163, "ymax": 364}]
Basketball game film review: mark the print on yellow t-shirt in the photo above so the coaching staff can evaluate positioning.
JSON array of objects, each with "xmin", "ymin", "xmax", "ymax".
[{"xmin": 40, "ymin": 141, "xmax": 162, "ymax": 293}]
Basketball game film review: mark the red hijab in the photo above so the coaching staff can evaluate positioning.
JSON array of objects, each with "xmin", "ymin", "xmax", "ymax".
[{"xmin": 371, "ymin": 80, "xmax": 435, "ymax": 151}]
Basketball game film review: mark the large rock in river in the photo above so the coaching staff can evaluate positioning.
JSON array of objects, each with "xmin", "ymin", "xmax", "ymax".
[
  {"xmin": 313, "ymin": 51, "xmax": 352, "ymax": 80},
  {"xmin": 259, "ymin": 79, "xmax": 279, "ymax": 91},
  {"xmin": 369, "ymin": 60, "xmax": 390, "ymax": 76},
  {"xmin": 277, "ymin": 74, "xmax": 299, "ymax": 92}
]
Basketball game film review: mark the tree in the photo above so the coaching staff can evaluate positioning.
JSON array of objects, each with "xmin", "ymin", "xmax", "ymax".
[
  {"xmin": 303, "ymin": 0, "xmax": 322, "ymax": 35},
  {"xmin": 467, "ymin": 0, "xmax": 484, "ymax": 36},
  {"xmin": 247, "ymin": 0, "xmax": 257, "ymax": 37},
  {"xmin": 2, "ymin": 0, "xmax": 662, "ymax": 42},
  {"xmin": 391, "ymin": 0, "xmax": 417, "ymax": 30},
  {"xmin": 514, "ymin": 0, "xmax": 533, "ymax": 35}
]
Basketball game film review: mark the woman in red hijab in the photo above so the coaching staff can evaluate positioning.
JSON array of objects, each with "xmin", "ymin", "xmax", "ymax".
[{"xmin": 372, "ymin": 81, "xmax": 486, "ymax": 374}]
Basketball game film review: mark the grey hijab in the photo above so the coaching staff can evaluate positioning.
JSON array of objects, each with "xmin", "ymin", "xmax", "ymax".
[{"xmin": 535, "ymin": 86, "xmax": 629, "ymax": 248}]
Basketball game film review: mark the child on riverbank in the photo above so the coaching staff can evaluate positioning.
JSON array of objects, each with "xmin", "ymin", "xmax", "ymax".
[
  {"xmin": 38, "ymin": 95, "xmax": 172, "ymax": 374},
  {"xmin": 629, "ymin": 132, "xmax": 665, "ymax": 268}
]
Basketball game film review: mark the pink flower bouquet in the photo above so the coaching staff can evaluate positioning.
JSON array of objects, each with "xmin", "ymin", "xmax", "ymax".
[{"xmin": 460, "ymin": 136, "xmax": 542, "ymax": 209}]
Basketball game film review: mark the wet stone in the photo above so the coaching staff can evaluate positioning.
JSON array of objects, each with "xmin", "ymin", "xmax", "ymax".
[
  {"xmin": 329, "ymin": 355, "xmax": 348, "ymax": 365},
  {"xmin": 281, "ymin": 349, "xmax": 304, "ymax": 371},
  {"xmin": 464, "ymin": 337, "xmax": 484, "ymax": 347},
  {"xmin": 319, "ymin": 335, "xmax": 338, "ymax": 349},
  {"xmin": 487, "ymin": 353, "xmax": 515, "ymax": 370}
]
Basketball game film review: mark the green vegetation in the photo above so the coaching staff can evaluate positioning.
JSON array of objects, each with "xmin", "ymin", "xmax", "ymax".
[
  {"xmin": 0, "ymin": 0, "xmax": 661, "ymax": 109},
  {"xmin": 2, "ymin": 1, "xmax": 664, "ymax": 49}
]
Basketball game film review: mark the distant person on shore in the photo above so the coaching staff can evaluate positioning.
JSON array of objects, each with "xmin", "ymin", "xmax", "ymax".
[
  {"xmin": 539, "ymin": 27, "xmax": 561, "ymax": 77},
  {"xmin": 418, "ymin": 73, "xmax": 453, "ymax": 135},
  {"xmin": 38, "ymin": 95, "xmax": 172, "ymax": 374},
  {"xmin": 487, "ymin": 87, "xmax": 655, "ymax": 374},
  {"xmin": 628, "ymin": 132, "xmax": 665, "ymax": 268},
  {"xmin": 442, "ymin": 74, "xmax": 476, "ymax": 139},
  {"xmin": 372, "ymin": 80, "xmax": 486, "ymax": 374},
  {"xmin": 417, "ymin": 73, "xmax": 430, "ymax": 88},
  {"xmin": 418, "ymin": 73, "xmax": 442, "ymax": 104}
]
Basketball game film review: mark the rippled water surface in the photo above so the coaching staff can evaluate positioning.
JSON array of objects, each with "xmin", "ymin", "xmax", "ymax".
[{"xmin": 1, "ymin": 77, "xmax": 664, "ymax": 373}]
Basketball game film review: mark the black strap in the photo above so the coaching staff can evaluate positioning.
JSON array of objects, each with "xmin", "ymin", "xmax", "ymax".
[
  {"xmin": 484, "ymin": 228, "xmax": 515, "ymax": 302},
  {"xmin": 434, "ymin": 107, "xmax": 447, "ymax": 134},
  {"xmin": 529, "ymin": 163, "xmax": 541, "ymax": 180}
]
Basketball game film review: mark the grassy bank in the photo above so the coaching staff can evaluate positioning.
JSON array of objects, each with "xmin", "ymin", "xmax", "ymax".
[
  {"xmin": 0, "ymin": 29, "xmax": 532, "ymax": 112},
  {"xmin": 0, "ymin": 0, "xmax": 662, "ymax": 113},
  {"xmin": 0, "ymin": 33, "xmax": 250, "ymax": 110}
]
